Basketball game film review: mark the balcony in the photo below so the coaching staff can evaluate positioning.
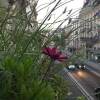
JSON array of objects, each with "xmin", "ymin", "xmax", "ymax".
[
  {"xmin": 80, "ymin": 34, "xmax": 100, "ymax": 47},
  {"xmin": 80, "ymin": 37, "xmax": 91, "ymax": 42}
]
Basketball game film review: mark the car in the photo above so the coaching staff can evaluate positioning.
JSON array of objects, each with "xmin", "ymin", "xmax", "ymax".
[
  {"xmin": 94, "ymin": 87, "xmax": 100, "ymax": 98},
  {"xmin": 74, "ymin": 63, "xmax": 79, "ymax": 68},
  {"xmin": 78, "ymin": 64, "xmax": 86, "ymax": 69},
  {"xmin": 75, "ymin": 63, "xmax": 85, "ymax": 70},
  {"xmin": 67, "ymin": 65, "xmax": 76, "ymax": 71}
]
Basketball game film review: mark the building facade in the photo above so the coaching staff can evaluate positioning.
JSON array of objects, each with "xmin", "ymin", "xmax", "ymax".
[
  {"xmin": 79, "ymin": 0, "xmax": 100, "ymax": 61},
  {"xmin": 64, "ymin": 19, "xmax": 81, "ymax": 54}
]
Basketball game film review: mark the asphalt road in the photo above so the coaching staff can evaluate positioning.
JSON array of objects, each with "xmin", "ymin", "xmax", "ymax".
[
  {"xmin": 60, "ymin": 70, "xmax": 85, "ymax": 100},
  {"xmin": 70, "ymin": 69, "xmax": 100, "ymax": 100}
]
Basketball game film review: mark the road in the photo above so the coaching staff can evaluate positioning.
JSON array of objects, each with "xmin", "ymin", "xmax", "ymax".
[
  {"xmin": 68, "ymin": 69, "xmax": 100, "ymax": 100},
  {"xmin": 84, "ymin": 61, "xmax": 100, "ymax": 77},
  {"xmin": 60, "ymin": 69, "xmax": 86, "ymax": 100}
]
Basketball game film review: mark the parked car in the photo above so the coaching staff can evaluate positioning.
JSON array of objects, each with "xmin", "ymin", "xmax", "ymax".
[
  {"xmin": 94, "ymin": 87, "xmax": 100, "ymax": 98},
  {"xmin": 67, "ymin": 65, "xmax": 76, "ymax": 71}
]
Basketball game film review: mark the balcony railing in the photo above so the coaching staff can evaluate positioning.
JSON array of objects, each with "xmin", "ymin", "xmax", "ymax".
[{"xmin": 80, "ymin": 34, "xmax": 100, "ymax": 47}]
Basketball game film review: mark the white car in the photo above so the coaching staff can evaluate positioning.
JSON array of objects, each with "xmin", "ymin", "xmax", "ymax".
[{"xmin": 67, "ymin": 65, "xmax": 76, "ymax": 71}]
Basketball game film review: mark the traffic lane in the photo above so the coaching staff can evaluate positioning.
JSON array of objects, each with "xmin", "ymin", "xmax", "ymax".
[
  {"xmin": 84, "ymin": 61, "xmax": 100, "ymax": 75},
  {"xmin": 71, "ymin": 70, "xmax": 100, "ymax": 98},
  {"xmin": 60, "ymin": 70, "xmax": 85, "ymax": 99}
]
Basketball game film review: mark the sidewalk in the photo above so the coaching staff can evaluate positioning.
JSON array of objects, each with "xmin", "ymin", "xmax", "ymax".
[{"xmin": 84, "ymin": 60, "xmax": 100, "ymax": 76}]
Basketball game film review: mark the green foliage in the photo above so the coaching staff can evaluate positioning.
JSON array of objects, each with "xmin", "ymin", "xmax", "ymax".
[
  {"xmin": 53, "ymin": 33, "xmax": 66, "ymax": 50},
  {"xmin": 0, "ymin": 7, "xmax": 6, "ymax": 18},
  {"xmin": 0, "ymin": 5, "xmax": 70, "ymax": 100},
  {"xmin": 77, "ymin": 96, "xmax": 86, "ymax": 100},
  {"xmin": 49, "ymin": 74, "xmax": 69, "ymax": 100},
  {"xmin": 0, "ymin": 56, "xmax": 55, "ymax": 100},
  {"xmin": 68, "ymin": 50, "xmax": 86, "ymax": 65}
]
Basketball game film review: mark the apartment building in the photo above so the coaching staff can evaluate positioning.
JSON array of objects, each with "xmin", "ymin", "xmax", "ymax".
[
  {"xmin": 64, "ymin": 19, "xmax": 80, "ymax": 54},
  {"xmin": 79, "ymin": 0, "xmax": 100, "ymax": 61}
]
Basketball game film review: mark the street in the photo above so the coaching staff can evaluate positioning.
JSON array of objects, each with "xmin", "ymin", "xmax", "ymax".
[
  {"xmin": 63, "ymin": 68, "xmax": 100, "ymax": 100},
  {"xmin": 60, "ymin": 69, "xmax": 85, "ymax": 100},
  {"xmin": 71, "ymin": 70, "xmax": 100, "ymax": 99}
]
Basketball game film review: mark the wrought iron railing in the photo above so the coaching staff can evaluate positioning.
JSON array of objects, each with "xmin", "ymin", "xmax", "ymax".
[{"xmin": 80, "ymin": 34, "xmax": 100, "ymax": 47}]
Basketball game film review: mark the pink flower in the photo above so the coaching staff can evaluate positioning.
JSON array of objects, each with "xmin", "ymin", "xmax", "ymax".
[{"xmin": 42, "ymin": 47, "xmax": 68, "ymax": 62}]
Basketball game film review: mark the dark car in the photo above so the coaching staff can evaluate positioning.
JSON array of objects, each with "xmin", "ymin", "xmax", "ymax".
[
  {"xmin": 94, "ymin": 87, "xmax": 100, "ymax": 98},
  {"xmin": 74, "ymin": 63, "xmax": 79, "ymax": 68},
  {"xmin": 75, "ymin": 63, "xmax": 85, "ymax": 70},
  {"xmin": 78, "ymin": 63, "xmax": 86, "ymax": 69}
]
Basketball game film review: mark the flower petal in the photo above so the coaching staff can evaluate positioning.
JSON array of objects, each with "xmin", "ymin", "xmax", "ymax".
[
  {"xmin": 42, "ymin": 47, "xmax": 50, "ymax": 55},
  {"xmin": 42, "ymin": 47, "xmax": 68, "ymax": 62},
  {"xmin": 50, "ymin": 47, "xmax": 57, "ymax": 56}
]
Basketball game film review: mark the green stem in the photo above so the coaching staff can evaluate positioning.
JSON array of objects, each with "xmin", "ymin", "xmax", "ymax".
[{"xmin": 42, "ymin": 59, "xmax": 54, "ymax": 81}]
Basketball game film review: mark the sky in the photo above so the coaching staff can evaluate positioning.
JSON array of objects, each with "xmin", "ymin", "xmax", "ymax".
[{"xmin": 37, "ymin": 0, "xmax": 85, "ymax": 28}]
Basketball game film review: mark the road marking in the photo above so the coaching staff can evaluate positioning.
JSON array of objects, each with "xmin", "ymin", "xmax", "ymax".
[{"xmin": 63, "ymin": 68, "xmax": 94, "ymax": 100}]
